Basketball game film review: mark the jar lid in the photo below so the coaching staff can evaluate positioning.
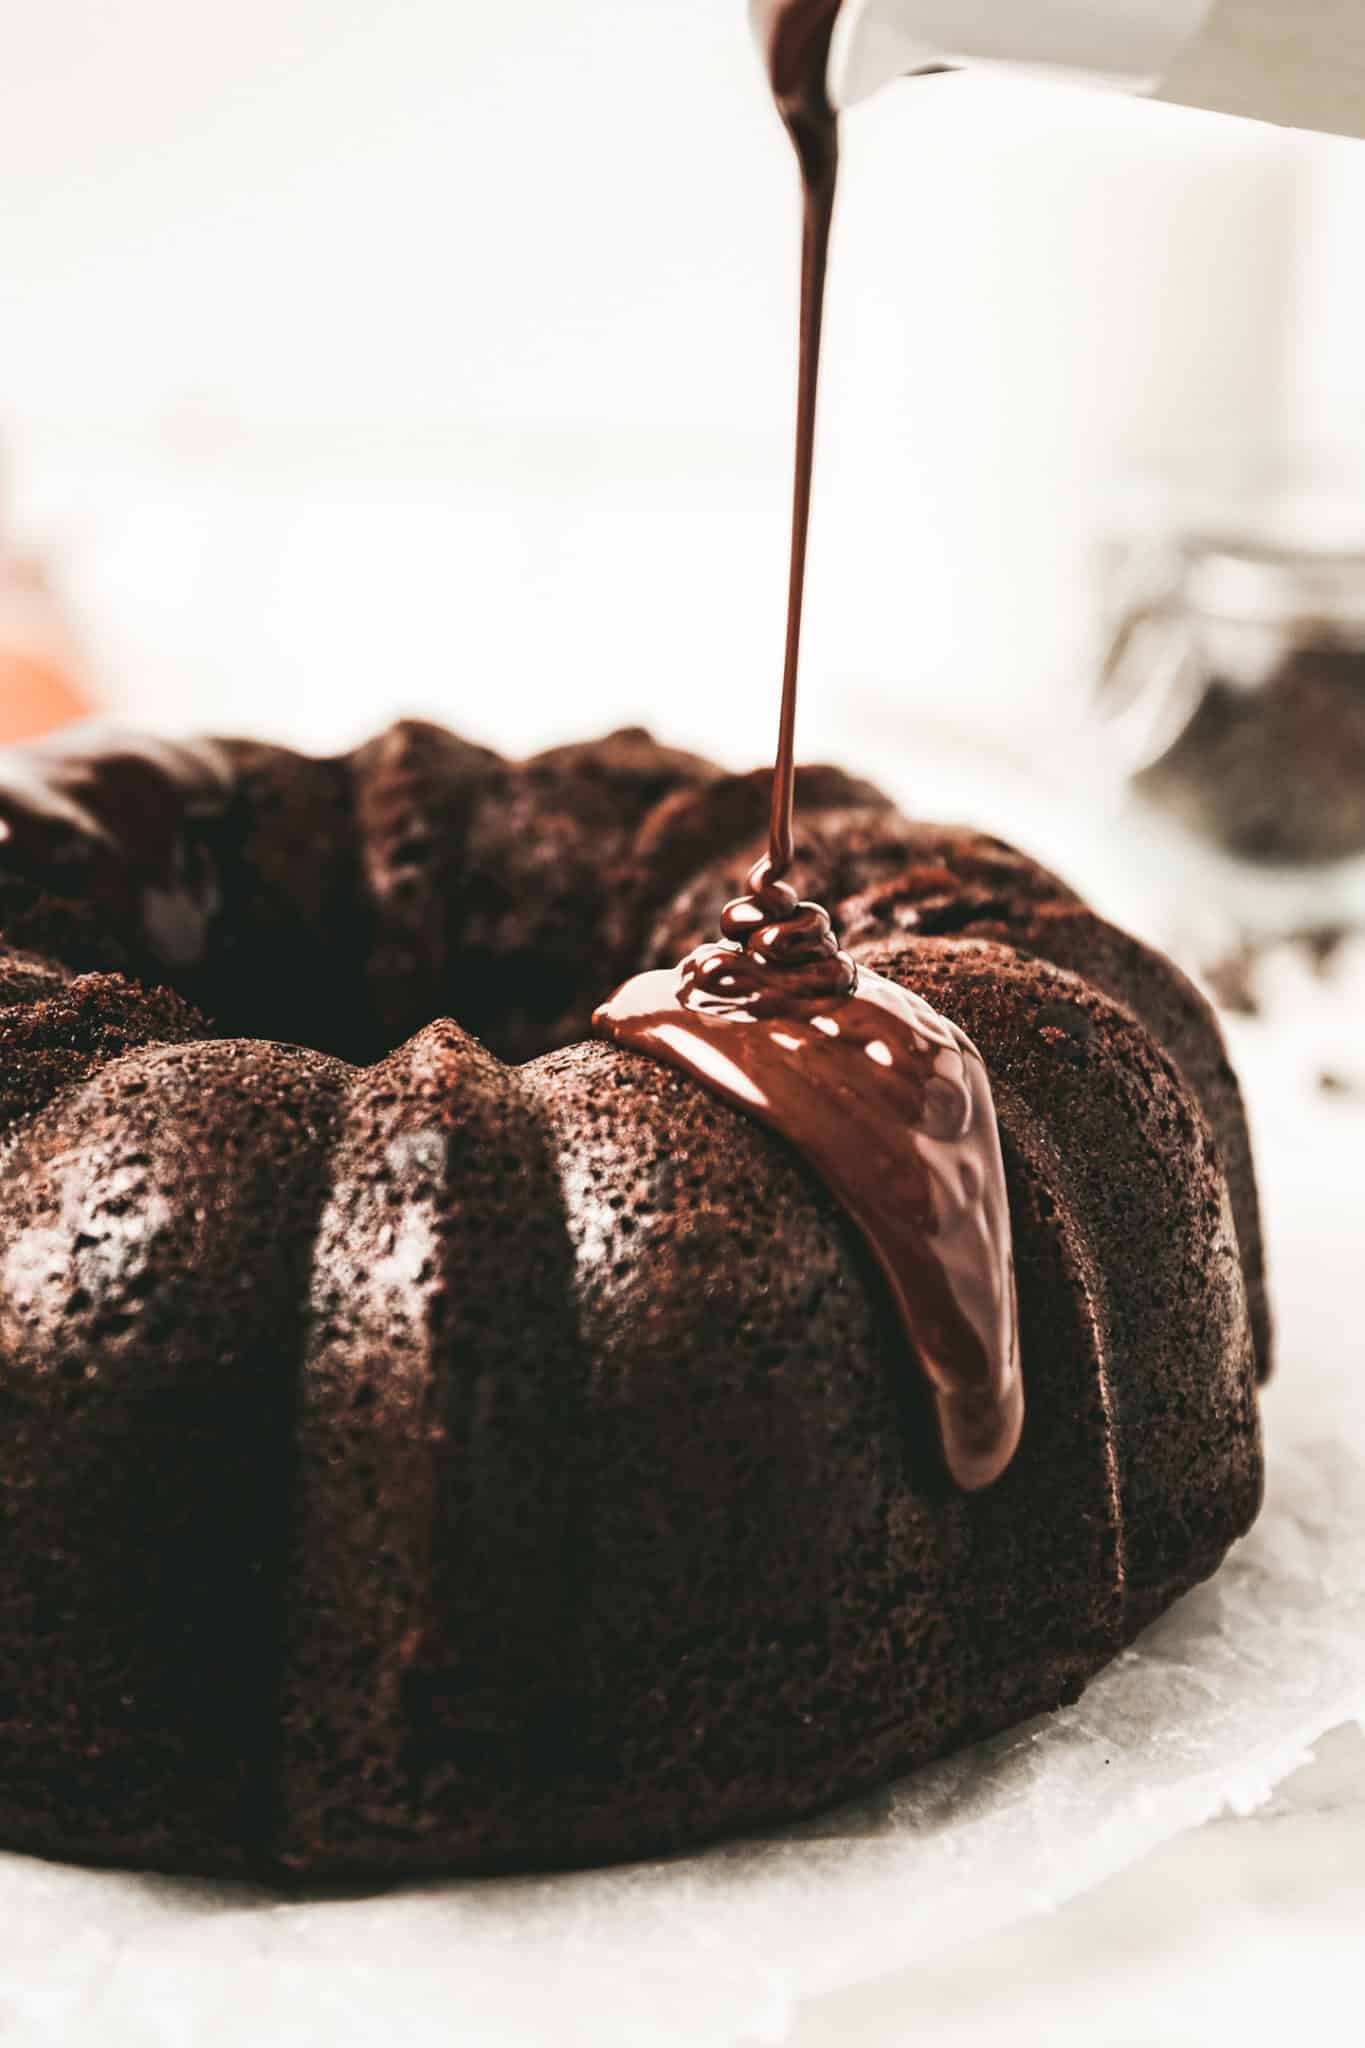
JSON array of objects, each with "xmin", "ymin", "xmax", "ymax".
[{"xmin": 1177, "ymin": 533, "xmax": 1365, "ymax": 636}]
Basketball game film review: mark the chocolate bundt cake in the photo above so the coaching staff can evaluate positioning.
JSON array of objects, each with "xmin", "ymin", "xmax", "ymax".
[{"xmin": 0, "ymin": 719, "xmax": 1265, "ymax": 1878}]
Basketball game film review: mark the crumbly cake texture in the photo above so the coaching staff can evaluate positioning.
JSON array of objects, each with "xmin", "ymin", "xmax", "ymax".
[{"xmin": 0, "ymin": 721, "xmax": 1265, "ymax": 1878}]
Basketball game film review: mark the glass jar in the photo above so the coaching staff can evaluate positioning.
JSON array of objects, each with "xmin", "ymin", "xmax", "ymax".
[
  {"xmin": 1099, "ymin": 532, "xmax": 1365, "ymax": 868},
  {"xmin": 1097, "ymin": 527, "xmax": 1365, "ymax": 1095}
]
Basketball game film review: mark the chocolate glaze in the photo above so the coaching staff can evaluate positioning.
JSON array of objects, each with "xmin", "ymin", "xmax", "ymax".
[
  {"xmin": 0, "ymin": 725, "xmax": 234, "ymax": 968},
  {"xmin": 595, "ymin": 913, "xmax": 1022, "ymax": 1491},
  {"xmin": 596, "ymin": 0, "xmax": 1024, "ymax": 1489}
]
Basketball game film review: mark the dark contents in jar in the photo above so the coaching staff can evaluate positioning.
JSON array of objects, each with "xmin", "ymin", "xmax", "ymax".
[
  {"xmin": 1137, "ymin": 645, "xmax": 1365, "ymax": 866},
  {"xmin": 1201, "ymin": 921, "xmax": 1350, "ymax": 1020}
]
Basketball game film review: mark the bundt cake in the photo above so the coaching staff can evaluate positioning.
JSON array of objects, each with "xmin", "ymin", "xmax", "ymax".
[{"xmin": 0, "ymin": 718, "xmax": 1266, "ymax": 1878}]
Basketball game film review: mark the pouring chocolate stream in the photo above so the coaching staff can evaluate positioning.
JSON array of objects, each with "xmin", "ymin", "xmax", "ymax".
[{"xmin": 595, "ymin": 0, "xmax": 1022, "ymax": 1490}]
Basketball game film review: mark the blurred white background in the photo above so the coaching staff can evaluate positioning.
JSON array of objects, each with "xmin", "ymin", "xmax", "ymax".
[
  {"xmin": 3, "ymin": 15, "xmax": 1365, "ymax": 2047},
  {"xmin": 0, "ymin": 0, "xmax": 1362, "ymax": 775}
]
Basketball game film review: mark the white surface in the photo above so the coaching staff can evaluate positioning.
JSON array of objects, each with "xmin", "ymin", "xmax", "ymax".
[{"xmin": 792, "ymin": 1723, "xmax": 1365, "ymax": 2046}]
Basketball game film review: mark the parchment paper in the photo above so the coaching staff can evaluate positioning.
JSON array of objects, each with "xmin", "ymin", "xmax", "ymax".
[{"xmin": 2, "ymin": 899, "xmax": 1363, "ymax": 2048}]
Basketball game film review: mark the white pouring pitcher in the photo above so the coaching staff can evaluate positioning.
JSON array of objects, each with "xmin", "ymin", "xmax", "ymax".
[{"xmin": 833, "ymin": 0, "xmax": 1365, "ymax": 138}]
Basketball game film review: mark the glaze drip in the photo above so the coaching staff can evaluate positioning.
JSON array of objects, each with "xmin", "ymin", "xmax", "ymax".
[
  {"xmin": 594, "ymin": 951, "xmax": 1023, "ymax": 1490},
  {"xmin": 680, "ymin": 863, "xmax": 857, "ymax": 1015}
]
